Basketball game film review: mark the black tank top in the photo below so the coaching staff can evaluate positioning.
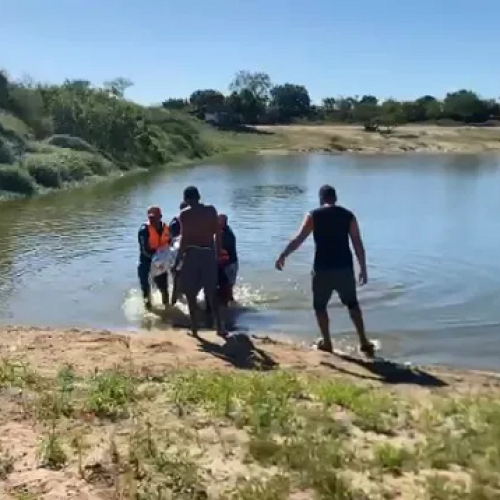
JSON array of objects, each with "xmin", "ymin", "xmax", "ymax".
[{"xmin": 311, "ymin": 204, "xmax": 354, "ymax": 270}]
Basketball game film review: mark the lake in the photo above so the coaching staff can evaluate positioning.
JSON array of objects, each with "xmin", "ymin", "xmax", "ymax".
[{"xmin": 1, "ymin": 153, "xmax": 499, "ymax": 371}]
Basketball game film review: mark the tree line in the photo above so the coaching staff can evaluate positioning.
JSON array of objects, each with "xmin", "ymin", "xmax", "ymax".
[{"xmin": 162, "ymin": 70, "xmax": 500, "ymax": 130}]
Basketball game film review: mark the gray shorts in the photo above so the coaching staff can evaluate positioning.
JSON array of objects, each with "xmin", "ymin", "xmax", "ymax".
[
  {"xmin": 178, "ymin": 247, "xmax": 218, "ymax": 298},
  {"xmin": 312, "ymin": 267, "xmax": 358, "ymax": 311}
]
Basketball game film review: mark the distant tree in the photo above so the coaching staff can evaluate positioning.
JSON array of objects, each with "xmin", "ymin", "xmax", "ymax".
[
  {"xmin": 188, "ymin": 89, "xmax": 225, "ymax": 112},
  {"xmin": 379, "ymin": 99, "xmax": 405, "ymax": 132},
  {"xmin": 0, "ymin": 70, "xmax": 8, "ymax": 109},
  {"xmin": 229, "ymin": 70, "xmax": 272, "ymax": 101},
  {"xmin": 322, "ymin": 97, "xmax": 336, "ymax": 112},
  {"xmin": 269, "ymin": 83, "xmax": 311, "ymax": 122},
  {"xmin": 63, "ymin": 79, "xmax": 92, "ymax": 91},
  {"xmin": 485, "ymin": 99, "xmax": 500, "ymax": 119},
  {"xmin": 162, "ymin": 98, "xmax": 189, "ymax": 111},
  {"xmin": 103, "ymin": 77, "xmax": 133, "ymax": 98},
  {"xmin": 358, "ymin": 95, "xmax": 378, "ymax": 106},
  {"xmin": 335, "ymin": 96, "xmax": 357, "ymax": 121},
  {"xmin": 226, "ymin": 88, "xmax": 266, "ymax": 124},
  {"xmin": 442, "ymin": 90, "xmax": 490, "ymax": 123},
  {"xmin": 353, "ymin": 102, "xmax": 379, "ymax": 131},
  {"xmin": 413, "ymin": 96, "xmax": 442, "ymax": 121}
]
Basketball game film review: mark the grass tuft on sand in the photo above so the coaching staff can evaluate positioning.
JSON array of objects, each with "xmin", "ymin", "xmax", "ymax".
[{"xmin": 1, "ymin": 345, "xmax": 500, "ymax": 500}]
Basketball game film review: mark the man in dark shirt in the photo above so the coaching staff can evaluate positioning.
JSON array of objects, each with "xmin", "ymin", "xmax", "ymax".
[
  {"xmin": 275, "ymin": 185, "xmax": 374, "ymax": 357},
  {"xmin": 138, "ymin": 206, "xmax": 170, "ymax": 311}
]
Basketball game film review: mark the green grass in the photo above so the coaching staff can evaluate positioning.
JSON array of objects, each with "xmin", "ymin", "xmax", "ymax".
[
  {"xmin": 0, "ymin": 111, "xmax": 31, "ymax": 138},
  {"xmin": 1, "ymin": 359, "xmax": 500, "ymax": 499}
]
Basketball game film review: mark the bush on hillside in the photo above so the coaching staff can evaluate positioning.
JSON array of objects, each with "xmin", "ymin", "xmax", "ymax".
[
  {"xmin": 0, "ymin": 136, "xmax": 15, "ymax": 164},
  {"xmin": 0, "ymin": 165, "xmax": 36, "ymax": 195},
  {"xmin": 25, "ymin": 142, "xmax": 59, "ymax": 154},
  {"xmin": 7, "ymin": 85, "xmax": 54, "ymax": 139},
  {"xmin": 26, "ymin": 163, "xmax": 62, "ymax": 188},
  {"xmin": 46, "ymin": 134, "xmax": 97, "ymax": 154},
  {"xmin": 22, "ymin": 149, "xmax": 115, "ymax": 186},
  {"xmin": 0, "ymin": 111, "xmax": 32, "ymax": 138}
]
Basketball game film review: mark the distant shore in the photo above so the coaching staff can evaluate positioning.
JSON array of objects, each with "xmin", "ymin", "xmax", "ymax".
[
  {"xmin": 1, "ymin": 325, "xmax": 500, "ymax": 499},
  {"xmin": 255, "ymin": 124, "xmax": 500, "ymax": 155}
]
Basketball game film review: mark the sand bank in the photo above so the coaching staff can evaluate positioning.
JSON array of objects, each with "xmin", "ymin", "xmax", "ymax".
[{"xmin": 1, "ymin": 325, "xmax": 499, "ymax": 499}]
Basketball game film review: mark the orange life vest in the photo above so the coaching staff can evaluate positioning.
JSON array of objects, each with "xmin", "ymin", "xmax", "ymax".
[{"xmin": 147, "ymin": 222, "xmax": 170, "ymax": 251}]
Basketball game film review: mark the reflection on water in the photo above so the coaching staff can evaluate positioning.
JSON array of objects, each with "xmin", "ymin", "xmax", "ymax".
[{"xmin": 0, "ymin": 153, "xmax": 500, "ymax": 371}]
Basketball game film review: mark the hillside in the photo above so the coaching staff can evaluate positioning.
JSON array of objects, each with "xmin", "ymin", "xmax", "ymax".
[{"xmin": 0, "ymin": 73, "xmax": 240, "ymax": 197}]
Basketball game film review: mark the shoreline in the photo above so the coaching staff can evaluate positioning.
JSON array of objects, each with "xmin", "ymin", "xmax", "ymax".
[
  {"xmin": 1, "ymin": 325, "xmax": 500, "ymax": 499},
  {"xmin": 255, "ymin": 123, "xmax": 500, "ymax": 155},
  {"xmin": 1, "ymin": 324, "xmax": 500, "ymax": 383},
  {"xmin": 2, "ymin": 124, "xmax": 499, "ymax": 201}
]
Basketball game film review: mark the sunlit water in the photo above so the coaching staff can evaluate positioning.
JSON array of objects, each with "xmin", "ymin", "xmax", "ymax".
[{"xmin": 1, "ymin": 153, "xmax": 500, "ymax": 370}]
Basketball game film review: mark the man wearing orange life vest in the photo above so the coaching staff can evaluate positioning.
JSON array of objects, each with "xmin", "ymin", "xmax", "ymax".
[{"xmin": 137, "ymin": 206, "xmax": 171, "ymax": 311}]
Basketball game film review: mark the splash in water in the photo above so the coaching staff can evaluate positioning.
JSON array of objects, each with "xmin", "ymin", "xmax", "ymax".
[{"xmin": 121, "ymin": 278, "xmax": 272, "ymax": 326}]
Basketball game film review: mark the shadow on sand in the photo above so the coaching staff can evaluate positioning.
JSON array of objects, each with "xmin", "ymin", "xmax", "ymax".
[
  {"xmin": 195, "ymin": 332, "xmax": 278, "ymax": 371},
  {"xmin": 321, "ymin": 352, "xmax": 448, "ymax": 388}
]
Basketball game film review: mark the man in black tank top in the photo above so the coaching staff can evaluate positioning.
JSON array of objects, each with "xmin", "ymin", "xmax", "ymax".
[{"xmin": 275, "ymin": 185, "xmax": 374, "ymax": 357}]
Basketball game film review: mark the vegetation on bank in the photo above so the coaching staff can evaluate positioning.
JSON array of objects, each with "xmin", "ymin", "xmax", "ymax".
[
  {"xmin": 164, "ymin": 69, "xmax": 500, "ymax": 130},
  {"xmin": 2, "ymin": 67, "xmax": 499, "ymax": 197},
  {"xmin": 1, "ymin": 354, "xmax": 499, "ymax": 499},
  {"xmin": 0, "ymin": 71, "xmax": 247, "ymax": 197}
]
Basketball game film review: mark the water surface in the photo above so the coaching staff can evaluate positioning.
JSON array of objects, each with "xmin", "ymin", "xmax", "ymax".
[{"xmin": 1, "ymin": 153, "xmax": 499, "ymax": 370}]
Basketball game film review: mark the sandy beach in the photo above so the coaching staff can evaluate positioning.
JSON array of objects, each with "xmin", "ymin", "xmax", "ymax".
[
  {"xmin": 255, "ymin": 124, "xmax": 500, "ymax": 154},
  {"xmin": 1, "ymin": 325, "xmax": 500, "ymax": 499}
]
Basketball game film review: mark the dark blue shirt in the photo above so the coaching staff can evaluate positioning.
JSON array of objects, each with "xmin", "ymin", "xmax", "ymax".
[
  {"xmin": 169, "ymin": 216, "xmax": 181, "ymax": 239},
  {"xmin": 222, "ymin": 225, "xmax": 238, "ymax": 264}
]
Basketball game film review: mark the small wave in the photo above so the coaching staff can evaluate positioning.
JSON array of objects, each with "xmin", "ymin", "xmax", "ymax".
[
  {"xmin": 233, "ymin": 282, "xmax": 279, "ymax": 308},
  {"xmin": 121, "ymin": 279, "xmax": 272, "ymax": 326}
]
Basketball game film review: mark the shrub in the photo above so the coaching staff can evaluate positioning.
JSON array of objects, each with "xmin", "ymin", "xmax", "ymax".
[
  {"xmin": 0, "ymin": 111, "xmax": 31, "ymax": 138},
  {"xmin": 26, "ymin": 163, "xmax": 63, "ymax": 188},
  {"xmin": 22, "ymin": 149, "xmax": 115, "ymax": 188},
  {"xmin": 46, "ymin": 134, "xmax": 97, "ymax": 154},
  {"xmin": 0, "ymin": 165, "xmax": 36, "ymax": 195},
  {"xmin": 0, "ymin": 136, "xmax": 15, "ymax": 164}
]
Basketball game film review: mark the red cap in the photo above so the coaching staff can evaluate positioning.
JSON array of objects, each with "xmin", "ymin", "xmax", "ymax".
[{"xmin": 147, "ymin": 206, "xmax": 162, "ymax": 217}]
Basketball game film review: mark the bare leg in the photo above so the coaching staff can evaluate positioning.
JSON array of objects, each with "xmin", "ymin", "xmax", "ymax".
[
  {"xmin": 171, "ymin": 273, "xmax": 179, "ymax": 305},
  {"xmin": 314, "ymin": 310, "xmax": 333, "ymax": 352},
  {"xmin": 204, "ymin": 290, "xmax": 213, "ymax": 328},
  {"xmin": 186, "ymin": 293, "xmax": 199, "ymax": 337},
  {"xmin": 138, "ymin": 263, "xmax": 152, "ymax": 311},
  {"xmin": 348, "ymin": 306, "xmax": 374, "ymax": 355},
  {"xmin": 153, "ymin": 273, "xmax": 169, "ymax": 307},
  {"xmin": 205, "ymin": 288, "xmax": 226, "ymax": 338}
]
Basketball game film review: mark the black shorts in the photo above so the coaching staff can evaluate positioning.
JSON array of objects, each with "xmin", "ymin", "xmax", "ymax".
[{"xmin": 312, "ymin": 267, "xmax": 358, "ymax": 311}]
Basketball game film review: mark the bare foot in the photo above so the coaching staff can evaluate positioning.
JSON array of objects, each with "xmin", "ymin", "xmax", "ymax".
[
  {"xmin": 360, "ymin": 342, "xmax": 375, "ymax": 358},
  {"xmin": 315, "ymin": 338, "xmax": 334, "ymax": 353}
]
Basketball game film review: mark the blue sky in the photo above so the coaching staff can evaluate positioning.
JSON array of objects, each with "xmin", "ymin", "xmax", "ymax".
[{"xmin": 1, "ymin": 0, "xmax": 498, "ymax": 105}]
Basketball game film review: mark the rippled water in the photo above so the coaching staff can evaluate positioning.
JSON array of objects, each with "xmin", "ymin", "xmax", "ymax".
[{"xmin": 1, "ymin": 153, "xmax": 500, "ymax": 370}]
